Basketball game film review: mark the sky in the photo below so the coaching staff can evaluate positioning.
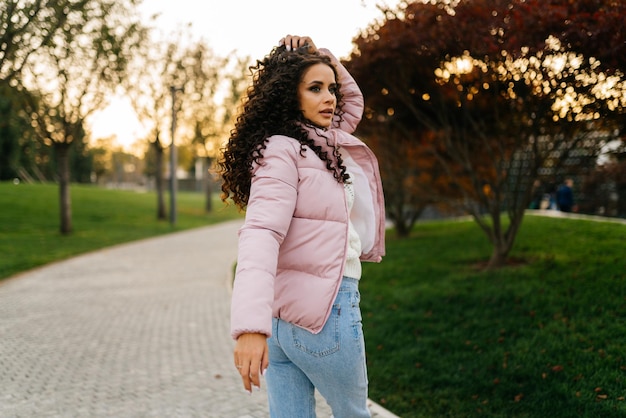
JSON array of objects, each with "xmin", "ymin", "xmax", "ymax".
[
  {"xmin": 139, "ymin": 0, "xmax": 395, "ymax": 60},
  {"xmin": 89, "ymin": 0, "xmax": 399, "ymax": 149}
]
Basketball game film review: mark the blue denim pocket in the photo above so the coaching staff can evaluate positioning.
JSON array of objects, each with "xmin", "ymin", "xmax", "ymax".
[{"xmin": 291, "ymin": 303, "xmax": 340, "ymax": 357}]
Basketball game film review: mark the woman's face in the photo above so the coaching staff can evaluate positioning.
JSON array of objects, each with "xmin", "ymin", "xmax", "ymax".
[{"xmin": 298, "ymin": 63, "xmax": 337, "ymax": 128}]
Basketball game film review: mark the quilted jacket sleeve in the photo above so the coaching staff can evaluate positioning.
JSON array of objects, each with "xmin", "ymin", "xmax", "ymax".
[
  {"xmin": 319, "ymin": 48, "xmax": 364, "ymax": 134},
  {"xmin": 230, "ymin": 137, "xmax": 299, "ymax": 340}
]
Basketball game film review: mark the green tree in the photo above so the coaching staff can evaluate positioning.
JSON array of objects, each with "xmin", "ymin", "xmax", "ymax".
[
  {"xmin": 20, "ymin": 0, "xmax": 146, "ymax": 234},
  {"xmin": 0, "ymin": 0, "xmax": 92, "ymax": 83},
  {"xmin": 0, "ymin": 84, "xmax": 26, "ymax": 180},
  {"xmin": 0, "ymin": 84, "xmax": 54, "ymax": 182}
]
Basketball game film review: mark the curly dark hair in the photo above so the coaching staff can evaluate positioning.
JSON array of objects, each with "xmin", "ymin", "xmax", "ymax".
[{"xmin": 218, "ymin": 44, "xmax": 349, "ymax": 209}]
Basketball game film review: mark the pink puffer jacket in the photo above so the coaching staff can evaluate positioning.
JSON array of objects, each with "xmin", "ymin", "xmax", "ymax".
[{"xmin": 230, "ymin": 49, "xmax": 385, "ymax": 340}]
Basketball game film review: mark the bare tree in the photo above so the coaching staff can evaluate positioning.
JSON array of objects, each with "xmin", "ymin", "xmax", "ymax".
[
  {"xmin": 124, "ymin": 28, "xmax": 191, "ymax": 221},
  {"xmin": 182, "ymin": 50, "xmax": 250, "ymax": 212},
  {"xmin": 126, "ymin": 24, "xmax": 250, "ymax": 217}
]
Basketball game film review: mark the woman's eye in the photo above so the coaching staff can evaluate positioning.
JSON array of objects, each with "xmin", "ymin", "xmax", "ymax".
[{"xmin": 310, "ymin": 86, "xmax": 321, "ymax": 92}]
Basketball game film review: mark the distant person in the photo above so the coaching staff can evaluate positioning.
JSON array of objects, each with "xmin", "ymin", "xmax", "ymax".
[
  {"xmin": 529, "ymin": 179, "xmax": 543, "ymax": 209},
  {"xmin": 545, "ymin": 180, "xmax": 558, "ymax": 210},
  {"xmin": 556, "ymin": 178, "xmax": 575, "ymax": 212},
  {"xmin": 218, "ymin": 35, "xmax": 386, "ymax": 417}
]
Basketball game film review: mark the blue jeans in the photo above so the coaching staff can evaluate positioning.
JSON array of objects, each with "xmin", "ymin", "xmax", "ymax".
[{"xmin": 266, "ymin": 277, "xmax": 370, "ymax": 418}]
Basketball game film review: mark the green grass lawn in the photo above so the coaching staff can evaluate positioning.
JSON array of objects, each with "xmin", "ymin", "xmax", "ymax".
[
  {"xmin": 0, "ymin": 182, "xmax": 242, "ymax": 279},
  {"xmin": 361, "ymin": 216, "xmax": 626, "ymax": 417},
  {"xmin": 2, "ymin": 182, "xmax": 625, "ymax": 417}
]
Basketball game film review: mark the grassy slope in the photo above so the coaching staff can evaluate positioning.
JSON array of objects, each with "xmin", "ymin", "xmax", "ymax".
[
  {"xmin": 361, "ymin": 216, "xmax": 625, "ymax": 417},
  {"xmin": 0, "ymin": 182, "xmax": 242, "ymax": 279}
]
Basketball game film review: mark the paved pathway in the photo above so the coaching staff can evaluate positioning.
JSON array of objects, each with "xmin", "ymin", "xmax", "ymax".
[{"xmin": 0, "ymin": 220, "xmax": 399, "ymax": 418}]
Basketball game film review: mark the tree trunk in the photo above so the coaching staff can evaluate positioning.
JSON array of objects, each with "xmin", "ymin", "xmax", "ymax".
[
  {"xmin": 393, "ymin": 217, "xmax": 410, "ymax": 238},
  {"xmin": 486, "ymin": 243, "xmax": 509, "ymax": 270},
  {"xmin": 389, "ymin": 199, "xmax": 424, "ymax": 238},
  {"xmin": 56, "ymin": 143, "xmax": 72, "ymax": 235},
  {"xmin": 153, "ymin": 142, "xmax": 166, "ymax": 220},
  {"xmin": 484, "ymin": 210, "xmax": 524, "ymax": 270},
  {"xmin": 389, "ymin": 200, "xmax": 410, "ymax": 238}
]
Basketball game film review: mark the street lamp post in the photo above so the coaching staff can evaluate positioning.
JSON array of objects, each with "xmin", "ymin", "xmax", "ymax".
[{"xmin": 169, "ymin": 85, "xmax": 183, "ymax": 226}]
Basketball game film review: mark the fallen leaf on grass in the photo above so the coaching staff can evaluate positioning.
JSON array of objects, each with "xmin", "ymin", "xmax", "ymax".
[{"xmin": 514, "ymin": 393, "xmax": 524, "ymax": 402}]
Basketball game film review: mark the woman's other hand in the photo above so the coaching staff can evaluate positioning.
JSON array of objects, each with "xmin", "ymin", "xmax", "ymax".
[{"xmin": 233, "ymin": 332, "xmax": 269, "ymax": 393}]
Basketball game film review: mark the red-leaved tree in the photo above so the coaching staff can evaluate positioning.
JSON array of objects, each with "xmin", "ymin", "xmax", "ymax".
[{"xmin": 346, "ymin": 0, "xmax": 625, "ymax": 268}]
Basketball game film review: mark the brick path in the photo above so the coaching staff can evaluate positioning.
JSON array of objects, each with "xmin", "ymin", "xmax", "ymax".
[{"xmin": 0, "ymin": 220, "xmax": 399, "ymax": 418}]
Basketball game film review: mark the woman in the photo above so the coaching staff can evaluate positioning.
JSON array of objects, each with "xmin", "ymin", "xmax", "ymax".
[{"xmin": 218, "ymin": 35, "xmax": 385, "ymax": 418}]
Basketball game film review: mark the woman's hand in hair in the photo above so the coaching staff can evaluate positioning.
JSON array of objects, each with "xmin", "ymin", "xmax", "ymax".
[{"xmin": 279, "ymin": 35, "xmax": 317, "ymax": 53}]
